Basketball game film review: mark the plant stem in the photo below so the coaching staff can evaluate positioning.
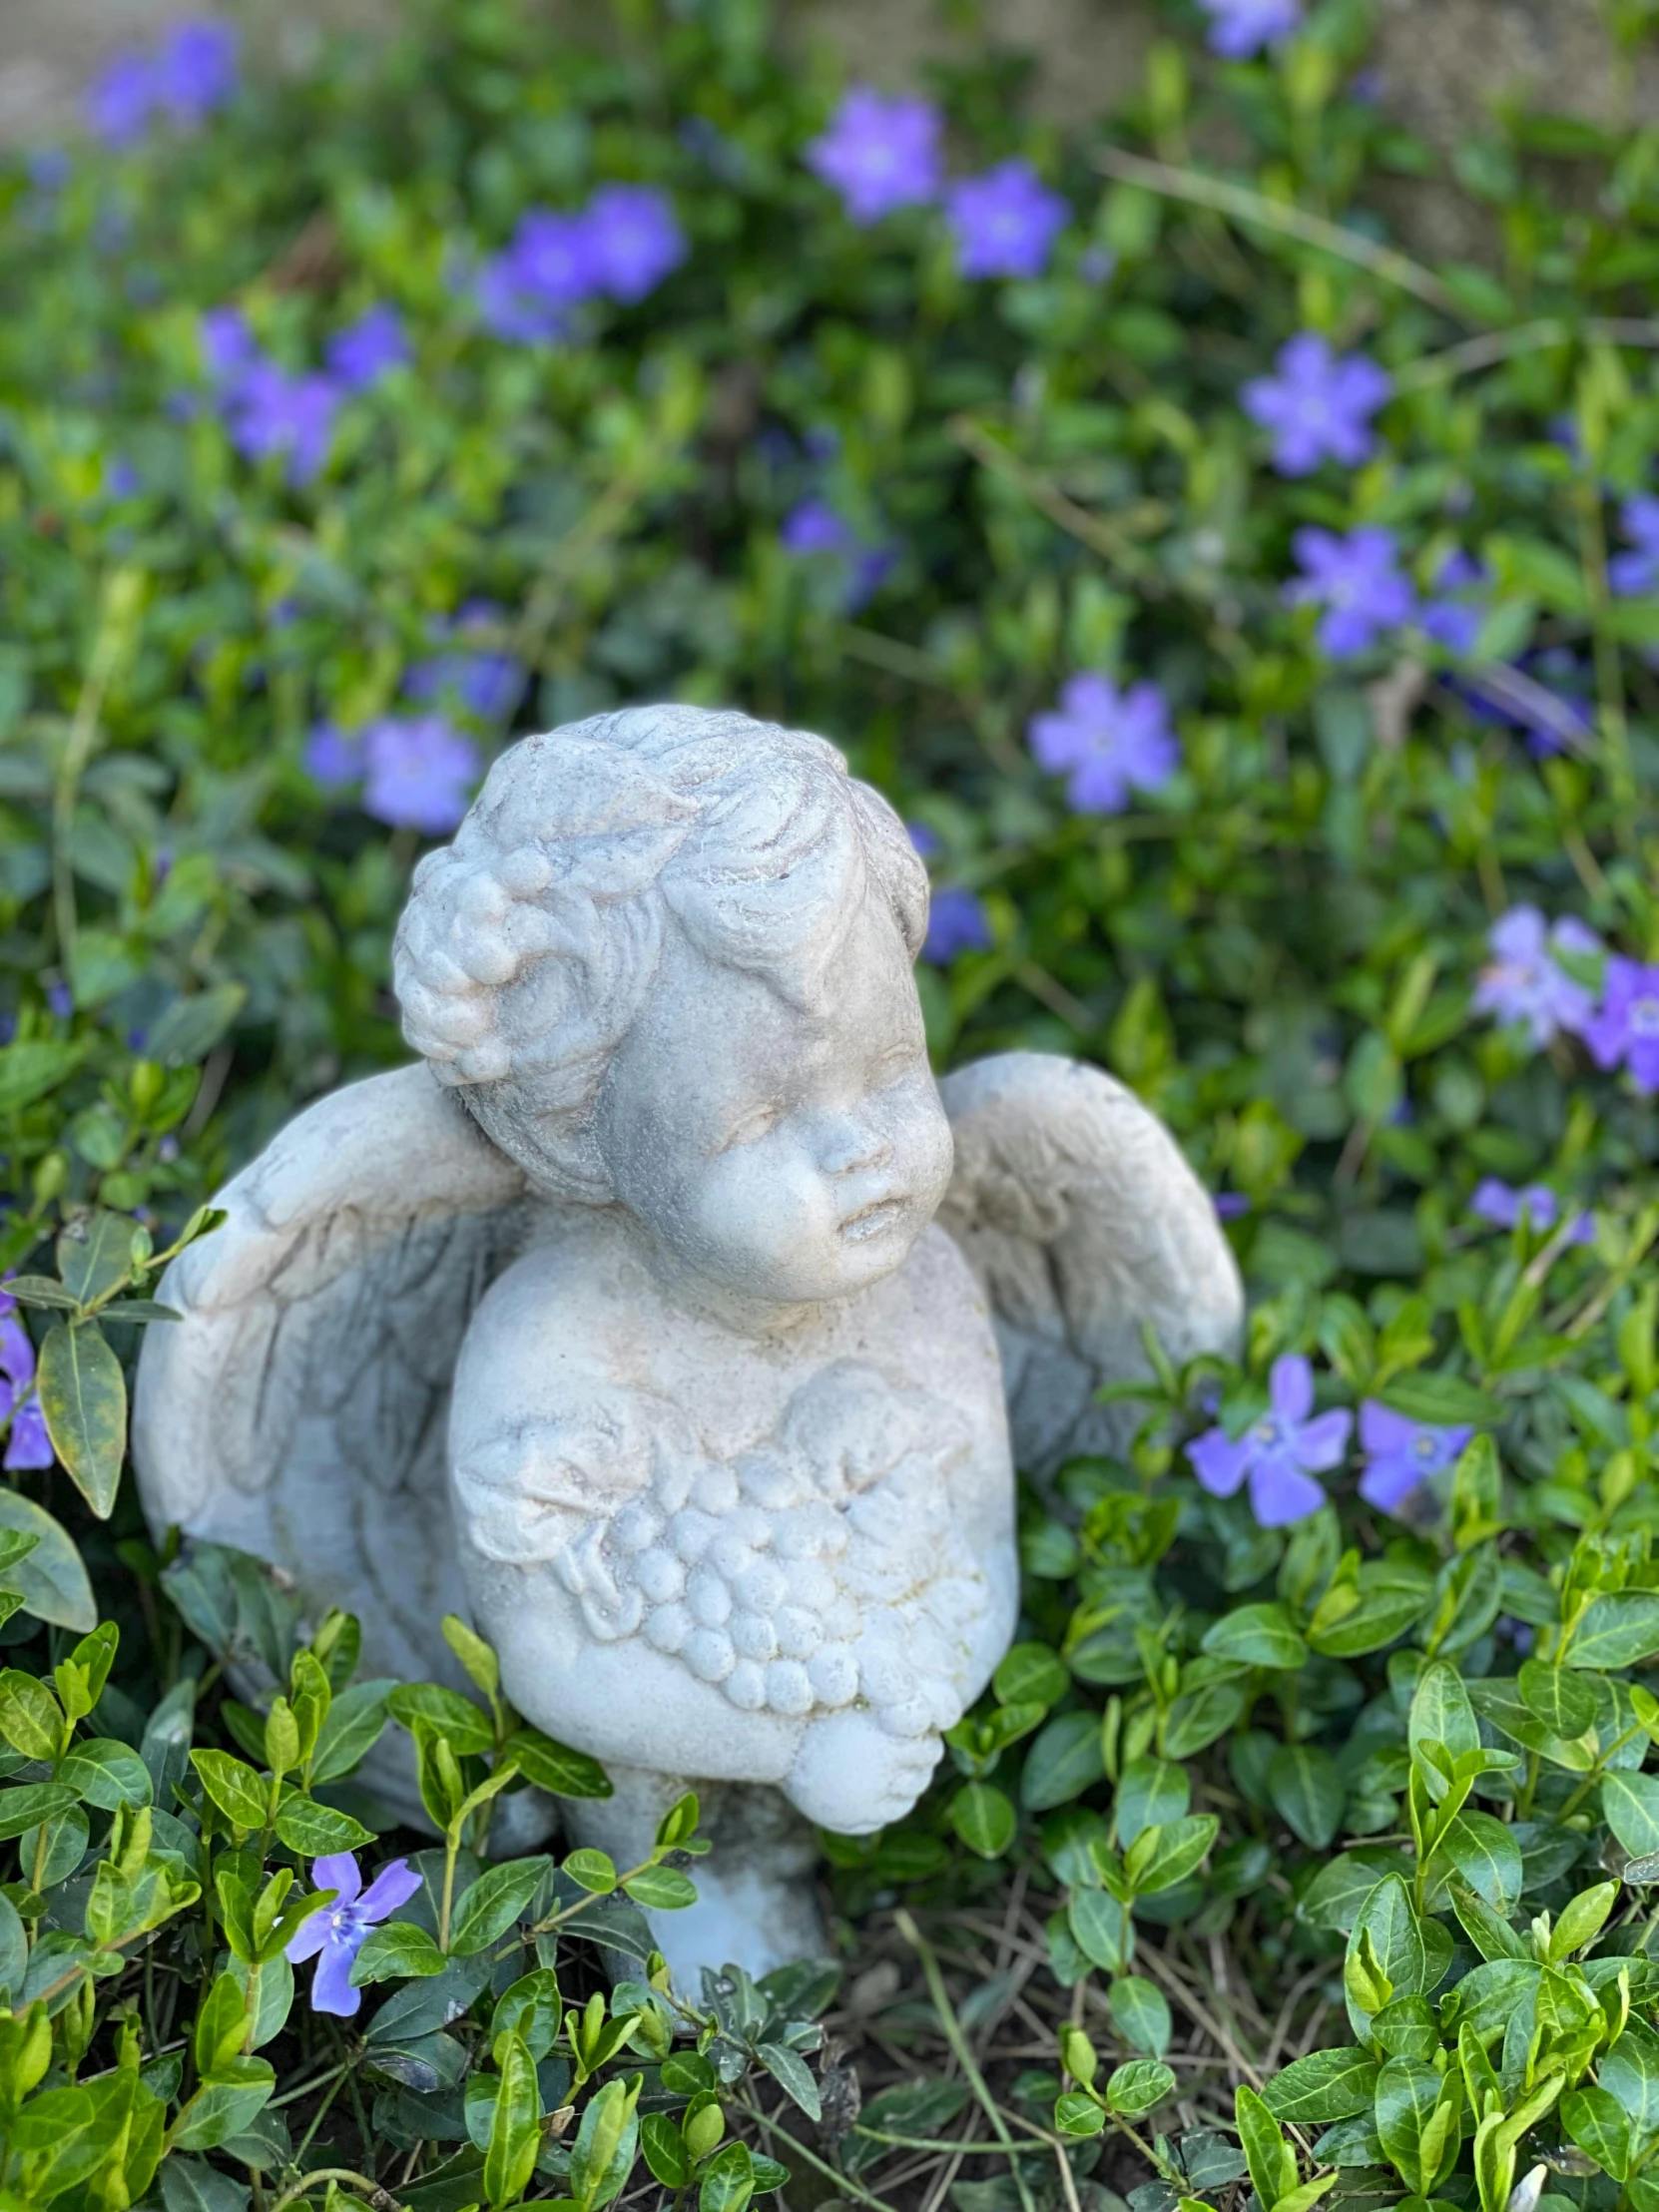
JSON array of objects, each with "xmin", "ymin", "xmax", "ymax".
[
  {"xmin": 895, "ymin": 1909, "xmax": 1039, "ymax": 2212},
  {"xmin": 267, "ymin": 2169, "xmax": 403, "ymax": 2212}
]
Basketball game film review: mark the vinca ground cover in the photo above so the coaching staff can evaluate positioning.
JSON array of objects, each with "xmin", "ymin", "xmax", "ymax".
[{"xmin": 4, "ymin": 2, "xmax": 1659, "ymax": 2210}]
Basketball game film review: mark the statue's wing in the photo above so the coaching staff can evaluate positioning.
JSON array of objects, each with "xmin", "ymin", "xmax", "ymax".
[
  {"xmin": 935, "ymin": 1052, "xmax": 1244, "ymax": 1478},
  {"xmin": 132, "ymin": 1063, "xmax": 526, "ymax": 1704}
]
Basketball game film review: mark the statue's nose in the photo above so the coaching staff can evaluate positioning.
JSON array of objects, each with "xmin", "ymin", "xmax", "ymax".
[{"xmin": 818, "ymin": 1115, "xmax": 893, "ymax": 1176}]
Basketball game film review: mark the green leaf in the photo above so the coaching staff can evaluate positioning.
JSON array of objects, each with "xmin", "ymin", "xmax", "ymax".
[
  {"xmin": 38, "ymin": 1320, "xmax": 126, "ymax": 1519},
  {"xmin": 146, "ymin": 983, "xmax": 248, "ymax": 1069},
  {"xmin": 1346, "ymin": 1876, "xmax": 1427, "ymax": 2038},
  {"xmin": 699, "ymin": 2140, "xmax": 755, "ymax": 2212},
  {"xmin": 0, "ymin": 1780, "xmax": 78, "ymax": 1841},
  {"xmin": 1202, "ymin": 1602, "xmax": 1309, "ymax": 1670},
  {"xmin": 385, "ymin": 1683, "xmax": 495, "ymax": 1757},
  {"xmin": 170, "ymin": 2061, "xmax": 276, "ymax": 2151},
  {"xmin": 1237, "ymin": 2083, "xmax": 1297, "ymax": 2212},
  {"xmin": 1054, "ymin": 2090, "xmax": 1107, "ymax": 2137},
  {"xmin": 1466, "ymin": 1678, "xmax": 1596, "ymax": 1772},
  {"xmin": 760, "ymin": 2040, "xmax": 822, "ymax": 2119},
  {"xmin": 56, "ymin": 1209, "xmax": 139, "ymax": 1307},
  {"xmin": 0, "ymin": 1667, "xmax": 64, "ymax": 1760},
  {"xmin": 503, "ymin": 1724, "xmax": 613, "ymax": 1799},
  {"xmin": 1567, "ymin": 1592, "xmax": 1659, "ymax": 1670},
  {"xmin": 1163, "ymin": 1678, "xmax": 1248, "ymax": 1757},
  {"xmin": 1107, "ymin": 1975, "xmax": 1172, "ymax": 2058},
  {"xmin": 1561, "ymin": 2085, "xmax": 1633, "ymax": 2182},
  {"xmin": 190, "ymin": 1749, "xmax": 269, "ymax": 1831},
  {"xmin": 1603, "ymin": 1771, "xmax": 1659, "ymax": 1861},
  {"xmin": 641, "ymin": 2112, "xmax": 689, "ymax": 2189},
  {"xmin": 1436, "ymin": 1813, "xmax": 1521, "ymax": 1911},
  {"xmin": 59, "ymin": 1736, "xmax": 152, "ymax": 1810},
  {"xmin": 622, "ymin": 1862, "xmax": 698, "ymax": 1911},
  {"xmin": 1517, "ymin": 1660, "xmax": 1595, "ymax": 1738},
  {"xmin": 0, "ymin": 1491, "xmax": 99, "ymax": 1632},
  {"xmin": 1021, "ymin": 1711, "xmax": 1105, "ymax": 1810},
  {"xmin": 441, "ymin": 1614, "xmax": 500, "ymax": 1700},
  {"xmin": 483, "ymin": 2030, "xmax": 541, "ymax": 2210},
  {"xmin": 1599, "ymin": 2017, "xmax": 1659, "ymax": 2139},
  {"xmin": 950, "ymin": 1782, "xmax": 1016, "ymax": 1859},
  {"xmin": 0, "ymin": 1040, "xmax": 81, "ymax": 1116},
  {"xmin": 1262, "ymin": 2047, "xmax": 1380, "ymax": 2123},
  {"xmin": 1268, "ymin": 1743, "xmax": 1345, "ymax": 1849},
  {"xmin": 1374, "ymin": 2058, "xmax": 1448, "ymax": 2197},
  {"xmin": 1378, "ymin": 1374, "xmax": 1503, "ymax": 1425},
  {"xmin": 1068, "ymin": 1886, "xmax": 1132, "ymax": 1972},
  {"xmin": 272, "ymin": 1794, "xmax": 372, "ymax": 1856},
  {"xmin": 1409, "ymin": 1662, "xmax": 1480, "ymax": 1770},
  {"xmin": 994, "ymin": 1642, "xmax": 1069, "ymax": 1707},
  {"xmin": 1114, "ymin": 1756, "xmax": 1191, "ymax": 1847},
  {"xmin": 1105, "ymin": 2060, "xmax": 1176, "ymax": 2118},
  {"xmin": 351, "ymin": 1923, "xmax": 446, "ymax": 1984},
  {"xmin": 307, "ymin": 1679, "xmax": 392, "ymax": 1785},
  {"xmin": 1125, "ymin": 1813, "xmax": 1219, "ymax": 1894},
  {"xmin": 448, "ymin": 1856, "xmax": 551, "ymax": 1954}
]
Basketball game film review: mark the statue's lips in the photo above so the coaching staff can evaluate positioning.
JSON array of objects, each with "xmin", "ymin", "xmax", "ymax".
[{"xmin": 838, "ymin": 1192, "xmax": 908, "ymax": 1241}]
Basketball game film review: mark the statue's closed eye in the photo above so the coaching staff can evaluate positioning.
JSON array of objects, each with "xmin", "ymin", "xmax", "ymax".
[{"xmin": 714, "ymin": 1098, "xmax": 787, "ymax": 1153}]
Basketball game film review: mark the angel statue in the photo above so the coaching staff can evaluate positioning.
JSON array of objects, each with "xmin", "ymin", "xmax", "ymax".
[{"xmin": 133, "ymin": 705, "xmax": 1242, "ymax": 1986}]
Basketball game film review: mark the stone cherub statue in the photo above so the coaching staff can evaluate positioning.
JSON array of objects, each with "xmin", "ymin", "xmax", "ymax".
[{"xmin": 133, "ymin": 707, "xmax": 1241, "ymax": 1985}]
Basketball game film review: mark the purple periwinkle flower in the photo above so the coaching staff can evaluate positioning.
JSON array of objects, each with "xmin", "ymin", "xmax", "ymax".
[
  {"xmin": 199, "ymin": 305, "xmax": 256, "ymax": 384},
  {"xmin": 85, "ymin": 53, "xmax": 160, "ymax": 148},
  {"xmin": 1356, "ymin": 1402, "xmax": 1473, "ymax": 1517},
  {"xmin": 225, "ymin": 363, "xmax": 340, "ymax": 485},
  {"xmin": 1419, "ymin": 551, "xmax": 1488, "ymax": 658},
  {"xmin": 804, "ymin": 87, "xmax": 943, "ymax": 225},
  {"xmin": 584, "ymin": 186, "xmax": 687, "ymax": 303},
  {"xmin": 27, "ymin": 150, "xmax": 73, "ymax": 195},
  {"xmin": 46, "ymin": 983, "xmax": 72, "ymax": 1019},
  {"xmin": 325, "ymin": 305, "xmax": 409, "ymax": 391},
  {"xmin": 1186, "ymin": 1354, "xmax": 1351, "ymax": 1528},
  {"xmin": 157, "ymin": 20, "xmax": 239, "ymax": 124},
  {"xmin": 360, "ymin": 717, "xmax": 481, "ymax": 835},
  {"xmin": 404, "ymin": 603, "xmax": 525, "ymax": 722},
  {"xmin": 474, "ymin": 256, "xmax": 571, "ymax": 345},
  {"xmin": 945, "ymin": 161, "xmax": 1069, "ymax": 280},
  {"xmin": 0, "ymin": 1291, "xmax": 52, "ymax": 1474},
  {"xmin": 1198, "ymin": 0, "xmax": 1304, "ymax": 57},
  {"xmin": 1285, "ymin": 526, "xmax": 1415, "ymax": 659},
  {"xmin": 286, "ymin": 1852, "xmax": 421, "ymax": 2017},
  {"xmin": 1584, "ymin": 957, "xmax": 1659, "ymax": 1094},
  {"xmin": 1473, "ymin": 906, "xmax": 1599, "ymax": 1047},
  {"xmin": 1609, "ymin": 496, "xmax": 1659, "ymax": 598},
  {"xmin": 780, "ymin": 499, "xmax": 894, "ymax": 612},
  {"xmin": 304, "ymin": 723, "xmax": 363, "ymax": 791},
  {"xmin": 1214, "ymin": 1192, "xmax": 1253, "ymax": 1220},
  {"xmin": 1468, "ymin": 1179, "xmax": 1594, "ymax": 1244},
  {"xmin": 1241, "ymin": 333, "xmax": 1389, "ymax": 477},
  {"xmin": 906, "ymin": 822, "xmax": 943, "ymax": 860},
  {"xmin": 923, "ymin": 887, "xmax": 993, "ymax": 965},
  {"xmin": 1028, "ymin": 674, "xmax": 1180, "ymax": 815}
]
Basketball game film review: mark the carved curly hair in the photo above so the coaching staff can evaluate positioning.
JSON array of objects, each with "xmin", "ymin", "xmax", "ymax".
[{"xmin": 392, "ymin": 706, "xmax": 928, "ymax": 1200}]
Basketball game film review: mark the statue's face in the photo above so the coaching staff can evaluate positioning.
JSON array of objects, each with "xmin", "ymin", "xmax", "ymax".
[{"xmin": 593, "ymin": 889, "xmax": 953, "ymax": 1308}]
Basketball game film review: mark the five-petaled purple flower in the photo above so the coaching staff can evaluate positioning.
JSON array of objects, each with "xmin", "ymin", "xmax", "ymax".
[
  {"xmin": 945, "ymin": 161, "xmax": 1069, "ymax": 280},
  {"xmin": 1473, "ymin": 906, "xmax": 1599, "ymax": 1047},
  {"xmin": 1419, "ymin": 551, "xmax": 1488, "ymax": 658},
  {"xmin": 85, "ymin": 19, "xmax": 238, "ymax": 147},
  {"xmin": 1187, "ymin": 1354, "xmax": 1351, "ymax": 1527},
  {"xmin": 804, "ymin": 88, "xmax": 943, "ymax": 225},
  {"xmin": 1469, "ymin": 1179, "xmax": 1594, "ymax": 1243},
  {"xmin": 583, "ymin": 186, "xmax": 688, "ymax": 303},
  {"xmin": 225, "ymin": 362, "xmax": 340, "ymax": 486},
  {"xmin": 1356, "ymin": 1402, "xmax": 1473, "ymax": 1518},
  {"xmin": 1241, "ymin": 333, "xmax": 1389, "ymax": 477},
  {"xmin": 1609, "ymin": 496, "xmax": 1659, "ymax": 598},
  {"xmin": 1198, "ymin": 0, "xmax": 1304, "ymax": 58},
  {"xmin": 472, "ymin": 187, "xmax": 685, "ymax": 341},
  {"xmin": 325, "ymin": 305, "xmax": 409, "ymax": 391},
  {"xmin": 362, "ymin": 717, "xmax": 482, "ymax": 835},
  {"xmin": 923, "ymin": 887, "xmax": 993, "ymax": 965},
  {"xmin": 1285, "ymin": 526, "xmax": 1415, "ymax": 659},
  {"xmin": 286, "ymin": 1851, "xmax": 421, "ymax": 2017},
  {"xmin": 1584, "ymin": 958, "xmax": 1659, "ymax": 1094},
  {"xmin": 1028, "ymin": 674, "xmax": 1180, "ymax": 815},
  {"xmin": 0, "ymin": 1287, "xmax": 52, "ymax": 1474},
  {"xmin": 780, "ymin": 497, "xmax": 894, "ymax": 612}
]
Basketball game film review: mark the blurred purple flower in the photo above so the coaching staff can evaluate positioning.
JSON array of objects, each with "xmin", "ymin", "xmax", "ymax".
[
  {"xmin": 85, "ymin": 53, "xmax": 159, "ymax": 148},
  {"xmin": 325, "ymin": 304, "xmax": 409, "ymax": 391},
  {"xmin": 1214, "ymin": 1192, "xmax": 1252, "ymax": 1220},
  {"xmin": 103, "ymin": 456, "xmax": 142, "ymax": 500},
  {"xmin": 1285, "ymin": 525, "xmax": 1414, "ymax": 658},
  {"xmin": 804, "ymin": 87, "xmax": 942, "ymax": 225},
  {"xmin": 0, "ymin": 1287, "xmax": 52, "ymax": 1474},
  {"xmin": 473, "ymin": 208, "xmax": 601, "ymax": 341},
  {"xmin": 1469, "ymin": 1178, "xmax": 1594, "ymax": 1243},
  {"xmin": 1419, "ymin": 550, "xmax": 1488, "ymax": 657},
  {"xmin": 286, "ymin": 1851, "xmax": 421, "ymax": 2017},
  {"xmin": 922, "ymin": 887, "xmax": 993, "ymax": 965},
  {"xmin": 1077, "ymin": 246, "xmax": 1117, "ymax": 284},
  {"xmin": 1198, "ymin": 0, "xmax": 1303, "ymax": 57},
  {"xmin": 906, "ymin": 822, "xmax": 943, "ymax": 860},
  {"xmin": 1609, "ymin": 495, "xmax": 1659, "ymax": 597},
  {"xmin": 225, "ymin": 362, "xmax": 340, "ymax": 485},
  {"xmin": 780, "ymin": 498, "xmax": 893, "ymax": 611},
  {"xmin": 946, "ymin": 161, "xmax": 1069, "ymax": 280},
  {"xmin": 199, "ymin": 305, "xmax": 256, "ymax": 383},
  {"xmin": 46, "ymin": 983, "xmax": 72, "ymax": 1019},
  {"xmin": 304, "ymin": 723, "xmax": 363, "ymax": 790},
  {"xmin": 474, "ymin": 256, "xmax": 571, "ymax": 344},
  {"xmin": 1584, "ymin": 957, "xmax": 1659, "ymax": 1093},
  {"xmin": 361, "ymin": 717, "xmax": 481, "ymax": 835},
  {"xmin": 157, "ymin": 19, "xmax": 238, "ymax": 123},
  {"xmin": 1473, "ymin": 906, "xmax": 1599, "ymax": 1046},
  {"xmin": 1241, "ymin": 332, "xmax": 1389, "ymax": 476},
  {"xmin": 27, "ymin": 149, "xmax": 72, "ymax": 194},
  {"xmin": 585, "ymin": 185, "xmax": 687, "ymax": 303},
  {"xmin": 1028, "ymin": 673, "xmax": 1180, "ymax": 815},
  {"xmin": 404, "ymin": 602, "xmax": 524, "ymax": 722},
  {"xmin": 1357, "ymin": 1402, "xmax": 1473, "ymax": 1516},
  {"xmin": 1186, "ymin": 1354, "xmax": 1350, "ymax": 1527}
]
